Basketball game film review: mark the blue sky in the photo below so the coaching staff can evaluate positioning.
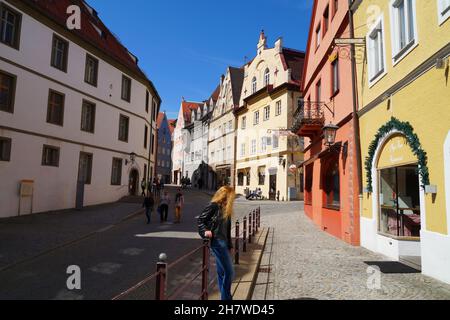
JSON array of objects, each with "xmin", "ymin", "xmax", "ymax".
[{"xmin": 88, "ymin": 0, "xmax": 314, "ymax": 119}]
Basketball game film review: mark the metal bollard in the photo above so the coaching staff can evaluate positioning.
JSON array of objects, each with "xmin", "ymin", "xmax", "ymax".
[
  {"xmin": 258, "ymin": 207, "xmax": 261, "ymax": 228},
  {"xmin": 155, "ymin": 253, "xmax": 167, "ymax": 300},
  {"xmin": 253, "ymin": 209, "xmax": 256, "ymax": 234},
  {"xmin": 235, "ymin": 220, "xmax": 240, "ymax": 265},
  {"xmin": 201, "ymin": 239, "xmax": 210, "ymax": 300},
  {"xmin": 248, "ymin": 212, "xmax": 252, "ymax": 244},
  {"xmin": 243, "ymin": 217, "xmax": 247, "ymax": 252}
]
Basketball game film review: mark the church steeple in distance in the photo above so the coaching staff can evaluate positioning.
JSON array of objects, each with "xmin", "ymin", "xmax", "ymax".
[{"xmin": 257, "ymin": 29, "xmax": 267, "ymax": 54}]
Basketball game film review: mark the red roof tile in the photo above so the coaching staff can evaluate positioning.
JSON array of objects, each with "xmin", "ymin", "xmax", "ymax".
[
  {"xmin": 182, "ymin": 101, "xmax": 203, "ymax": 124},
  {"xmin": 21, "ymin": 0, "xmax": 160, "ymax": 100}
]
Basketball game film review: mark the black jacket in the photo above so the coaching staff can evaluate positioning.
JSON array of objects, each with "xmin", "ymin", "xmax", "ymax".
[
  {"xmin": 197, "ymin": 202, "xmax": 233, "ymax": 249},
  {"xmin": 143, "ymin": 197, "xmax": 154, "ymax": 208}
]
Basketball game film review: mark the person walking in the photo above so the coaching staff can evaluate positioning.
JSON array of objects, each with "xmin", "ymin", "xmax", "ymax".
[
  {"xmin": 159, "ymin": 191, "xmax": 170, "ymax": 222},
  {"xmin": 197, "ymin": 186, "xmax": 235, "ymax": 301},
  {"xmin": 174, "ymin": 188, "xmax": 184, "ymax": 223},
  {"xmin": 141, "ymin": 178, "xmax": 147, "ymax": 197},
  {"xmin": 142, "ymin": 193, "xmax": 154, "ymax": 224}
]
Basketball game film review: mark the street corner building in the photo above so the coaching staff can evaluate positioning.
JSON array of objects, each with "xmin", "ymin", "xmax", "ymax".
[
  {"xmin": 234, "ymin": 31, "xmax": 306, "ymax": 201},
  {"xmin": 353, "ymin": 0, "xmax": 450, "ymax": 284},
  {"xmin": 292, "ymin": 0, "xmax": 361, "ymax": 246},
  {"xmin": 0, "ymin": 0, "xmax": 161, "ymax": 218},
  {"xmin": 156, "ymin": 112, "xmax": 173, "ymax": 184},
  {"xmin": 207, "ymin": 66, "xmax": 244, "ymax": 190}
]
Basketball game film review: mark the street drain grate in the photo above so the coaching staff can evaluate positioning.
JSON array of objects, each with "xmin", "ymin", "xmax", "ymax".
[{"xmin": 258, "ymin": 267, "xmax": 271, "ymax": 273}]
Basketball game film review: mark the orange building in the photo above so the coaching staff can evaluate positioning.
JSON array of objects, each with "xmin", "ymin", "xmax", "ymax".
[{"xmin": 292, "ymin": 0, "xmax": 361, "ymax": 245}]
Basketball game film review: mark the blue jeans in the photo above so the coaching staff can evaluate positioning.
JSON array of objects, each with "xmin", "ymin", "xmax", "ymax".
[
  {"xmin": 145, "ymin": 207, "xmax": 152, "ymax": 223},
  {"xmin": 211, "ymin": 239, "xmax": 234, "ymax": 300}
]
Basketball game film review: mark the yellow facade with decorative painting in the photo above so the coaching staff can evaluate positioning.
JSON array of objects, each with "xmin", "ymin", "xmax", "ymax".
[{"xmin": 354, "ymin": 0, "xmax": 450, "ymax": 283}]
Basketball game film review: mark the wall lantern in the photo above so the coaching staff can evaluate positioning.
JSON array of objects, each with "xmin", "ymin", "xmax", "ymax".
[
  {"xmin": 126, "ymin": 152, "xmax": 137, "ymax": 165},
  {"xmin": 323, "ymin": 123, "xmax": 339, "ymax": 147},
  {"xmin": 279, "ymin": 156, "xmax": 286, "ymax": 169}
]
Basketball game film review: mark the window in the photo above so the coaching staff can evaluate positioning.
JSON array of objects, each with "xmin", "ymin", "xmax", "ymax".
[
  {"xmin": 78, "ymin": 152, "xmax": 93, "ymax": 184},
  {"xmin": 315, "ymin": 24, "xmax": 321, "ymax": 48},
  {"xmin": 273, "ymin": 134, "xmax": 279, "ymax": 149},
  {"xmin": 246, "ymin": 171, "xmax": 251, "ymax": 186},
  {"xmin": 240, "ymin": 143, "xmax": 246, "ymax": 157},
  {"xmin": 367, "ymin": 17, "xmax": 385, "ymax": 82},
  {"xmin": 316, "ymin": 79, "xmax": 321, "ymax": 102},
  {"xmin": 390, "ymin": 0, "xmax": 417, "ymax": 62},
  {"xmin": 47, "ymin": 90, "xmax": 65, "ymax": 126},
  {"xmin": 0, "ymin": 70, "xmax": 15, "ymax": 113},
  {"xmin": 152, "ymin": 100, "xmax": 157, "ymax": 121},
  {"xmin": 0, "ymin": 3, "xmax": 21, "ymax": 49},
  {"xmin": 379, "ymin": 165, "xmax": 421, "ymax": 238},
  {"xmin": 211, "ymin": 151, "xmax": 215, "ymax": 161},
  {"xmin": 0, "ymin": 137, "xmax": 11, "ymax": 161},
  {"xmin": 145, "ymin": 91, "xmax": 149, "ymax": 113},
  {"xmin": 111, "ymin": 158, "xmax": 122, "ymax": 185},
  {"xmin": 42, "ymin": 145, "xmax": 60, "ymax": 167},
  {"xmin": 324, "ymin": 162, "xmax": 340, "ymax": 209},
  {"xmin": 151, "ymin": 133, "xmax": 155, "ymax": 154},
  {"xmin": 275, "ymin": 101, "xmax": 282, "ymax": 116},
  {"xmin": 84, "ymin": 54, "xmax": 98, "ymax": 86},
  {"xmin": 331, "ymin": 58, "xmax": 340, "ymax": 95},
  {"xmin": 305, "ymin": 164, "xmax": 313, "ymax": 204},
  {"xmin": 438, "ymin": 0, "xmax": 450, "ymax": 24},
  {"xmin": 118, "ymin": 114, "xmax": 129, "ymax": 142},
  {"xmin": 238, "ymin": 172, "xmax": 244, "ymax": 186},
  {"xmin": 191, "ymin": 152, "xmax": 194, "ymax": 161},
  {"xmin": 241, "ymin": 116, "xmax": 246, "ymax": 129},
  {"xmin": 260, "ymin": 137, "xmax": 267, "ymax": 152},
  {"xmin": 323, "ymin": 5, "xmax": 329, "ymax": 35},
  {"xmin": 264, "ymin": 68, "xmax": 270, "ymax": 86},
  {"xmin": 51, "ymin": 35, "xmax": 68, "ymax": 72},
  {"xmin": 263, "ymin": 106, "xmax": 270, "ymax": 121},
  {"xmin": 144, "ymin": 125, "xmax": 148, "ymax": 149},
  {"xmin": 253, "ymin": 111, "xmax": 260, "ymax": 125},
  {"xmin": 121, "ymin": 75, "xmax": 131, "ymax": 102},
  {"xmin": 251, "ymin": 139, "xmax": 257, "ymax": 155},
  {"xmin": 227, "ymin": 146, "xmax": 231, "ymax": 160},
  {"xmin": 252, "ymin": 77, "xmax": 257, "ymax": 94},
  {"xmin": 81, "ymin": 100, "xmax": 96, "ymax": 133},
  {"xmin": 258, "ymin": 167, "xmax": 265, "ymax": 185}
]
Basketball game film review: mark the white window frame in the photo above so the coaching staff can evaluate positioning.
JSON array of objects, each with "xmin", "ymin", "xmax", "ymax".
[
  {"xmin": 252, "ymin": 77, "xmax": 257, "ymax": 94},
  {"xmin": 275, "ymin": 100, "xmax": 282, "ymax": 116},
  {"xmin": 251, "ymin": 139, "xmax": 257, "ymax": 155},
  {"xmin": 253, "ymin": 111, "xmax": 260, "ymax": 125},
  {"xmin": 264, "ymin": 68, "xmax": 270, "ymax": 86},
  {"xmin": 315, "ymin": 24, "xmax": 321, "ymax": 49},
  {"xmin": 437, "ymin": 0, "xmax": 450, "ymax": 25},
  {"xmin": 389, "ymin": 0, "xmax": 418, "ymax": 65},
  {"xmin": 260, "ymin": 137, "xmax": 267, "ymax": 153},
  {"xmin": 241, "ymin": 116, "xmax": 246, "ymax": 130},
  {"xmin": 240, "ymin": 143, "xmax": 246, "ymax": 157},
  {"xmin": 366, "ymin": 15, "xmax": 387, "ymax": 87},
  {"xmin": 263, "ymin": 106, "xmax": 270, "ymax": 121}
]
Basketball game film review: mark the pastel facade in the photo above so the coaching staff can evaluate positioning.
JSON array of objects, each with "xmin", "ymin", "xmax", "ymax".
[
  {"xmin": 208, "ymin": 67, "xmax": 244, "ymax": 190},
  {"xmin": 0, "ymin": 0, "xmax": 160, "ymax": 218},
  {"xmin": 235, "ymin": 33, "xmax": 305, "ymax": 201},
  {"xmin": 156, "ymin": 112, "xmax": 172, "ymax": 184},
  {"xmin": 353, "ymin": 0, "xmax": 450, "ymax": 283},
  {"xmin": 172, "ymin": 101, "xmax": 203, "ymax": 185},
  {"xmin": 293, "ymin": 0, "xmax": 361, "ymax": 245}
]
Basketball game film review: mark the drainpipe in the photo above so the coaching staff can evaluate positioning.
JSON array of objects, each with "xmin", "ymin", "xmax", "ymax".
[{"xmin": 348, "ymin": 0, "xmax": 363, "ymax": 196}]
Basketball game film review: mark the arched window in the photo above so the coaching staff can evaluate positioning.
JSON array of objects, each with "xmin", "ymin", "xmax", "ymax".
[
  {"xmin": 252, "ymin": 77, "xmax": 257, "ymax": 94},
  {"xmin": 324, "ymin": 161, "xmax": 340, "ymax": 208},
  {"xmin": 264, "ymin": 68, "xmax": 270, "ymax": 86}
]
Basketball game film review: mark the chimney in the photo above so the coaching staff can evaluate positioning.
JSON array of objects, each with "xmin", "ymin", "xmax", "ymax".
[{"xmin": 275, "ymin": 37, "xmax": 283, "ymax": 53}]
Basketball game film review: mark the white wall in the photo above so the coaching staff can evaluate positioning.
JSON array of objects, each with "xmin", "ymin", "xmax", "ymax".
[{"xmin": 0, "ymin": 1, "xmax": 157, "ymax": 217}]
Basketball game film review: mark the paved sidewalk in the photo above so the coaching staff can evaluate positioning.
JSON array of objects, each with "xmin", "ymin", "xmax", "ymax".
[
  {"xmin": 0, "ymin": 201, "xmax": 143, "ymax": 270},
  {"xmin": 253, "ymin": 202, "xmax": 450, "ymax": 300}
]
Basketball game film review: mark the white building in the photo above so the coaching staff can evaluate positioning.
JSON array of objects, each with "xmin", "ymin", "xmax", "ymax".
[
  {"xmin": 0, "ymin": 0, "xmax": 160, "ymax": 218},
  {"xmin": 208, "ymin": 67, "xmax": 244, "ymax": 189}
]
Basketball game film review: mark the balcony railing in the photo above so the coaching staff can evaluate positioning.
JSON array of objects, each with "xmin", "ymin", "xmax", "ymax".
[{"xmin": 291, "ymin": 101, "xmax": 325, "ymax": 138}]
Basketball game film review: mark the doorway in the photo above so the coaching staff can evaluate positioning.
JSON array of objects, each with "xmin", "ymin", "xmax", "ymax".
[
  {"xmin": 129, "ymin": 169, "xmax": 139, "ymax": 196},
  {"xmin": 379, "ymin": 165, "xmax": 421, "ymax": 238},
  {"xmin": 269, "ymin": 174, "xmax": 277, "ymax": 200}
]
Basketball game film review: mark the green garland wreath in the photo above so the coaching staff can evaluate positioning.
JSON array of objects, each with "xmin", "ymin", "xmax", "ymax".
[{"xmin": 365, "ymin": 117, "xmax": 430, "ymax": 193}]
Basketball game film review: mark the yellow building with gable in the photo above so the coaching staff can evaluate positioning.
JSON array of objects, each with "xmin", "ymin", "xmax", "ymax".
[{"xmin": 352, "ymin": 0, "xmax": 450, "ymax": 283}]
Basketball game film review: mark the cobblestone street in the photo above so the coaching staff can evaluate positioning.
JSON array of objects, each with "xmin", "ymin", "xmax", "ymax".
[{"xmin": 249, "ymin": 201, "xmax": 450, "ymax": 300}]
